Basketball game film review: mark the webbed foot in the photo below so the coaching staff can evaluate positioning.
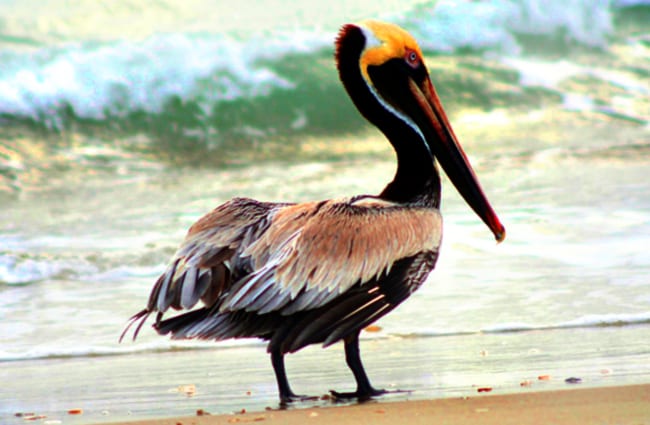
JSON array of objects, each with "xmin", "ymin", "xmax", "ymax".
[{"xmin": 330, "ymin": 387, "xmax": 388, "ymax": 401}]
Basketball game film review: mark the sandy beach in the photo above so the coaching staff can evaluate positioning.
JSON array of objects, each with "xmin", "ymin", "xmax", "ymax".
[{"xmin": 106, "ymin": 384, "xmax": 650, "ymax": 425}]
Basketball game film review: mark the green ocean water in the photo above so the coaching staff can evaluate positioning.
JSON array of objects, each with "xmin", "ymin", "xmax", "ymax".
[{"xmin": 1, "ymin": 0, "xmax": 647, "ymax": 181}]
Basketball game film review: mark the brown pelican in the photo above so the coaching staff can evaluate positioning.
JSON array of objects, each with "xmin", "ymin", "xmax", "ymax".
[{"xmin": 121, "ymin": 20, "xmax": 505, "ymax": 403}]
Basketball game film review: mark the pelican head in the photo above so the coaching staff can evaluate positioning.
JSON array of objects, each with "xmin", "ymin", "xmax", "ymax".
[{"xmin": 335, "ymin": 20, "xmax": 505, "ymax": 242}]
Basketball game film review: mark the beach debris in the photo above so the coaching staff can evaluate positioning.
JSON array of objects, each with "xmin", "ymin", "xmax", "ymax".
[
  {"xmin": 16, "ymin": 413, "xmax": 39, "ymax": 418},
  {"xmin": 196, "ymin": 409, "xmax": 210, "ymax": 416},
  {"xmin": 176, "ymin": 384, "xmax": 197, "ymax": 397},
  {"xmin": 477, "ymin": 387, "xmax": 493, "ymax": 393},
  {"xmin": 67, "ymin": 408, "xmax": 83, "ymax": 415},
  {"xmin": 226, "ymin": 416, "xmax": 267, "ymax": 424},
  {"xmin": 21, "ymin": 414, "xmax": 47, "ymax": 421},
  {"xmin": 239, "ymin": 408, "xmax": 247, "ymax": 414},
  {"xmin": 320, "ymin": 393, "xmax": 333, "ymax": 401},
  {"xmin": 520, "ymin": 380, "xmax": 533, "ymax": 387},
  {"xmin": 364, "ymin": 325, "xmax": 382, "ymax": 332},
  {"xmin": 565, "ymin": 377, "xmax": 582, "ymax": 384},
  {"xmin": 537, "ymin": 375, "xmax": 551, "ymax": 381},
  {"xmin": 246, "ymin": 390, "xmax": 252, "ymax": 396}
]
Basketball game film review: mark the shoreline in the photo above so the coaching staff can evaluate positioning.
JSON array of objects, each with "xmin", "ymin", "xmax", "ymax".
[
  {"xmin": 4, "ymin": 326, "xmax": 650, "ymax": 425},
  {"xmin": 104, "ymin": 383, "xmax": 650, "ymax": 425}
]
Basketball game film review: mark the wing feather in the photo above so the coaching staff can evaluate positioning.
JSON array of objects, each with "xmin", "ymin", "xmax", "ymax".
[
  {"xmin": 179, "ymin": 267, "xmax": 199, "ymax": 309},
  {"xmin": 155, "ymin": 260, "xmax": 177, "ymax": 311},
  {"xmin": 142, "ymin": 198, "xmax": 281, "ymax": 316},
  {"xmin": 125, "ymin": 195, "xmax": 442, "ymax": 343},
  {"xmin": 228, "ymin": 196, "xmax": 442, "ymax": 315}
]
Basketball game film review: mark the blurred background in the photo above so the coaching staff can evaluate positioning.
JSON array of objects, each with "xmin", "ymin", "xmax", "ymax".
[{"xmin": 1, "ymin": 0, "xmax": 649, "ymax": 423}]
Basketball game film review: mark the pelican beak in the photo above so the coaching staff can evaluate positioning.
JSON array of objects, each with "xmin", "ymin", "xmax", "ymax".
[{"xmin": 410, "ymin": 76, "xmax": 505, "ymax": 242}]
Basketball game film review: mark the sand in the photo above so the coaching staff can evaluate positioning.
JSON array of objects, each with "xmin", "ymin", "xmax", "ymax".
[{"xmin": 106, "ymin": 384, "xmax": 650, "ymax": 425}]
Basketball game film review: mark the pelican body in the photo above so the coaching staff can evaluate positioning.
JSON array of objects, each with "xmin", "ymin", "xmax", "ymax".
[{"xmin": 122, "ymin": 20, "xmax": 505, "ymax": 403}]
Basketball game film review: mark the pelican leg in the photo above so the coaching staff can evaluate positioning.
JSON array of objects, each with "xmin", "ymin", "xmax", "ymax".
[
  {"xmin": 271, "ymin": 350, "xmax": 304, "ymax": 404},
  {"xmin": 331, "ymin": 331, "xmax": 387, "ymax": 400}
]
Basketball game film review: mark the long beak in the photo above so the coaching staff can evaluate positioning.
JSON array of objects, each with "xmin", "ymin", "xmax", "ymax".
[{"xmin": 409, "ymin": 77, "xmax": 506, "ymax": 242}]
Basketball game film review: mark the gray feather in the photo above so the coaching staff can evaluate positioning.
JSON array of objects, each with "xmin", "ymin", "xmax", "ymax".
[
  {"xmin": 156, "ymin": 268, "xmax": 176, "ymax": 312},
  {"xmin": 180, "ymin": 267, "xmax": 198, "ymax": 309}
]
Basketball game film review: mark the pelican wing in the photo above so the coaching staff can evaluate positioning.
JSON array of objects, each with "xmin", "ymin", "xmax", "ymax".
[
  {"xmin": 146, "ymin": 197, "xmax": 287, "ymax": 313},
  {"xmin": 122, "ymin": 196, "xmax": 442, "ymax": 342},
  {"xmin": 220, "ymin": 196, "xmax": 443, "ymax": 315}
]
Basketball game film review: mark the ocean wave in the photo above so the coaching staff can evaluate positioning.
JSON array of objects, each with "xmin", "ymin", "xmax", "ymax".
[
  {"xmin": 0, "ymin": 252, "xmax": 98, "ymax": 285},
  {"xmin": 3, "ymin": 311, "xmax": 648, "ymax": 362},
  {"xmin": 0, "ymin": 31, "xmax": 329, "ymax": 126},
  {"xmin": 0, "ymin": 338, "xmax": 264, "ymax": 362},
  {"xmin": 400, "ymin": 311, "xmax": 650, "ymax": 338},
  {"xmin": 0, "ymin": 0, "xmax": 646, "ymax": 133},
  {"xmin": 0, "ymin": 244, "xmax": 165, "ymax": 285},
  {"xmin": 480, "ymin": 312, "xmax": 650, "ymax": 333},
  {"xmin": 400, "ymin": 0, "xmax": 614, "ymax": 54}
]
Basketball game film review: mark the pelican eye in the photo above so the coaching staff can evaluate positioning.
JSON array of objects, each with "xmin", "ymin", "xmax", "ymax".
[{"xmin": 405, "ymin": 49, "xmax": 420, "ymax": 68}]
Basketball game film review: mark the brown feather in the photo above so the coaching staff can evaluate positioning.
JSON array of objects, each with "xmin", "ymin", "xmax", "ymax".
[
  {"xmin": 146, "ymin": 198, "xmax": 280, "ymax": 315},
  {"xmin": 124, "ymin": 195, "xmax": 442, "ymax": 343},
  {"xmin": 222, "ymin": 196, "xmax": 441, "ymax": 315}
]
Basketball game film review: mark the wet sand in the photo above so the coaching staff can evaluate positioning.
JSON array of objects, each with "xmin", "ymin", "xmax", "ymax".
[
  {"xmin": 107, "ymin": 384, "xmax": 650, "ymax": 425},
  {"xmin": 4, "ymin": 325, "xmax": 650, "ymax": 425}
]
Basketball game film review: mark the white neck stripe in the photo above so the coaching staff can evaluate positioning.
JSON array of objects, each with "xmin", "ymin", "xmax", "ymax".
[{"xmin": 358, "ymin": 26, "xmax": 432, "ymax": 156}]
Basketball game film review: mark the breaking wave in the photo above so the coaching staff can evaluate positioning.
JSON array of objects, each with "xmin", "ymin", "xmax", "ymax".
[{"xmin": 0, "ymin": 0, "xmax": 647, "ymax": 144}]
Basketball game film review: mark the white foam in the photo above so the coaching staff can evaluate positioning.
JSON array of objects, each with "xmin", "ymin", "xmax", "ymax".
[
  {"xmin": 481, "ymin": 322, "xmax": 537, "ymax": 333},
  {"xmin": 399, "ymin": 0, "xmax": 615, "ymax": 54},
  {"xmin": 561, "ymin": 312, "xmax": 650, "ymax": 328},
  {"xmin": 562, "ymin": 92, "xmax": 595, "ymax": 112},
  {"xmin": 0, "ymin": 0, "xmax": 643, "ymax": 125},
  {"xmin": 614, "ymin": 0, "xmax": 650, "ymax": 5},
  {"xmin": 0, "ymin": 253, "xmax": 94, "ymax": 285},
  {"xmin": 501, "ymin": 58, "xmax": 584, "ymax": 88},
  {"xmin": 0, "ymin": 337, "xmax": 264, "ymax": 362},
  {"xmin": 0, "ymin": 31, "xmax": 329, "ymax": 126},
  {"xmin": 481, "ymin": 312, "xmax": 650, "ymax": 334}
]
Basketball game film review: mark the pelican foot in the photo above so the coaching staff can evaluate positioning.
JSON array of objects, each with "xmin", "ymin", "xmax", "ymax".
[
  {"xmin": 279, "ymin": 393, "xmax": 320, "ymax": 406},
  {"xmin": 329, "ymin": 387, "xmax": 389, "ymax": 402}
]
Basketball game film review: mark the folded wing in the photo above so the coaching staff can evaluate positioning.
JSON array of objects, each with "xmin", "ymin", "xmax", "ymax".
[{"xmin": 121, "ymin": 196, "xmax": 442, "ymax": 342}]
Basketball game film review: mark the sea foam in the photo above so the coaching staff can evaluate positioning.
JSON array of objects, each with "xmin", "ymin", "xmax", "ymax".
[
  {"xmin": 0, "ymin": 0, "xmax": 643, "ymax": 127},
  {"xmin": 0, "ymin": 31, "xmax": 329, "ymax": 126},
  {"xmin": 398, "ymin": 0, "xmax": 615, "ymax": 54}
]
